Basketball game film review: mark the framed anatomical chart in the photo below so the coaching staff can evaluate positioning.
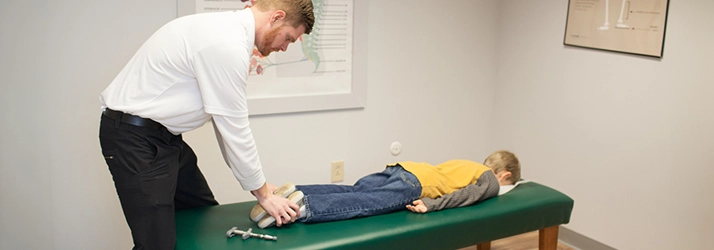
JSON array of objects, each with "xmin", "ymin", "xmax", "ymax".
[
  {"xmin": 564, "ymin": 0, "xmax": 670, "ymax": 58},
  {"xmin": 178, "ymin": 0, "xmax": 366, "ymax": 115}
]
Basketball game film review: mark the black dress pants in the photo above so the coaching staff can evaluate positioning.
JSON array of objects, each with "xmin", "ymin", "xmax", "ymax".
[{"xmin": 99, "ymin": 112, "xmax": 218, "ymax": 250}]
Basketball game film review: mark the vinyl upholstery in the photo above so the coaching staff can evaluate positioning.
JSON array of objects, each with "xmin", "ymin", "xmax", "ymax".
[{"xmin": 175, "ymin": 182, "xmax": 574, "ymax": 250}]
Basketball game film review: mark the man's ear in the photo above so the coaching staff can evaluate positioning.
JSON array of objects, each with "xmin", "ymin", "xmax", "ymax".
[{"xmin": 270, "ymin": 10, "xmax": 286, "ymax": 26}]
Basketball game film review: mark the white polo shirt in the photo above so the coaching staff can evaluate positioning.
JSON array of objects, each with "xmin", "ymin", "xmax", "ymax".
[{"xmin": 100, "ymin": 8, "xmax": 265, "ymax": 190}]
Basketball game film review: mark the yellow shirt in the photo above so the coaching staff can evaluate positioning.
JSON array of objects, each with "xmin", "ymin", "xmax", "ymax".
[{"xmin": 392, "ymin": 160, "xmax": 492, "ymax": 199}]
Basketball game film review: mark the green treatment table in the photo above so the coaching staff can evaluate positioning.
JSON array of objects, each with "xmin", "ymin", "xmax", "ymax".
[{"xmin": 175, "ymin": 182, "xmax": 574, "ymax": 250}]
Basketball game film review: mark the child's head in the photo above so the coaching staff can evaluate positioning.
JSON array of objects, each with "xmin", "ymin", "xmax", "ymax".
[{"xmin": 483, "ymin": 150, "xmax": 521, "ymax": 186}]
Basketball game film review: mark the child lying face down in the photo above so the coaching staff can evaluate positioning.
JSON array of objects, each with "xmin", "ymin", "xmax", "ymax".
[{"xmin": 250, "ymin": 150, "xmax": 522, "ymax": 228}]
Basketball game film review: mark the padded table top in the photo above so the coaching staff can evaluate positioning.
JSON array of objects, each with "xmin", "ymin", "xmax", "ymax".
[{"xmin": 175, "ymin": 182, "xmax": 574, "ymax": 250}]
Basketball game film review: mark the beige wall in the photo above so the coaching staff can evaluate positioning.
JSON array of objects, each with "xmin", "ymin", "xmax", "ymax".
[
  {"xmin": 493, "ymin": 1, "xmax": 714, "ymax": 249},
  {"xmin": 0, "ymin": 0, "xmax": 498, "ymax": 249}
]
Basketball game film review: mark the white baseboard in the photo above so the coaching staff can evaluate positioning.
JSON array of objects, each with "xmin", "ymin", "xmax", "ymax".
[{"xmin": 559, "ymin": 226, "xmax": 618, "ymax": 250}]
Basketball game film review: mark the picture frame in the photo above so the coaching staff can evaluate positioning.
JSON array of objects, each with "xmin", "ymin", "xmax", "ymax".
[
  {"xmin": 177, "ymin": 0, "xmax": 366, "ymax": 116},
  {"xmin": 563, "ymin": 0, "xmax": 670, "ymax": 58}
]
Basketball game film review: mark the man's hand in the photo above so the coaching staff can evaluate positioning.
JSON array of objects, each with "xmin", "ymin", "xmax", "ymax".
[
  {"xmin": 406, "ymin": 199, "xmax": 428, "ymax": 213},
  {"xmin": 251, "ymin": 183, "xmax": 300, "ymax": 227}
]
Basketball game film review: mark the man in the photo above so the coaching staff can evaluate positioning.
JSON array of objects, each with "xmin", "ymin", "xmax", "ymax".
[{"xmin": 98, "ymin": 0, "xmax": 314, "ymax": 249}]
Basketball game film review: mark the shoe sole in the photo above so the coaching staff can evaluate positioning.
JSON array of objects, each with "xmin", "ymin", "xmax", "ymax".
[
  {"xmin": 257, "ymin": 191, "xmax": 304, "ymax": 229},
  {"xmin": 250, "ymin": 182, "xmax": 296, "ymax": 222}
]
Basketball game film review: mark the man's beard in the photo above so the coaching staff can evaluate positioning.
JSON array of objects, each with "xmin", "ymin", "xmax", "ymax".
[{"xmin": 258, "ymin": 25, "xmax": 281, "ymax": 56}]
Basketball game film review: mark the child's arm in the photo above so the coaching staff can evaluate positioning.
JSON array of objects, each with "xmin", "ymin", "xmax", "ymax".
[{"xmin": 417, "ymin": 171, "xmax": 499, "ymax": 213}]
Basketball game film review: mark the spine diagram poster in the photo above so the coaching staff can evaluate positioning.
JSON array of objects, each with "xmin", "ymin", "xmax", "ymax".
[
  {"xmin": 563, "ymin": 0, "xmax": 670, "ymax": 58},
  {"xmin": 192, "ymin": 0, "xmax": 358, "ymax": 115}
]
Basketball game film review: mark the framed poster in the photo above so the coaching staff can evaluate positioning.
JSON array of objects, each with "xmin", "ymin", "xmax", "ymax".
[
  {"xmin": 178, "ymin": 0, "xmax": 366, "ymax": 116},
  {"xmin": 563, "ymin": 0, "xmax": 670, "ymax": 58}
]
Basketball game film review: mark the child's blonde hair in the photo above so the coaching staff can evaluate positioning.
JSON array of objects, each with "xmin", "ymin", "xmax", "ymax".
[{"xmin": 483, "ymin": 150, "xmax": 521, "ymax": 184}]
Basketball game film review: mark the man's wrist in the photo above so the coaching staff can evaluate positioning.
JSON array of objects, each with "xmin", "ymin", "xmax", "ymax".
[{"xmin": 251, "ymin": 183, "xmax": 270, "ymax": 200}]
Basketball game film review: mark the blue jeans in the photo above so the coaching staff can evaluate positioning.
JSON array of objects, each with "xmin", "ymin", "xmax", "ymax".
[{"xmin": 296, "ymin": 165, "xmax": 422, "ymax": 223}]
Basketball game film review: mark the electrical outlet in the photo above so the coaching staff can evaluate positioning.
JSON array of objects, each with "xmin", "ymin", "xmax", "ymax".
[{"xmin": 331, "ymin": 160, "xmax": 344, "ymax": 183}]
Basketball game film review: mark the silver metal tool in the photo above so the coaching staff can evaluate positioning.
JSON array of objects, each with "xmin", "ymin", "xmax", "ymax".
[{"xmin": 226, "ymin": 227, "xmax": 278, "ymax": 241}]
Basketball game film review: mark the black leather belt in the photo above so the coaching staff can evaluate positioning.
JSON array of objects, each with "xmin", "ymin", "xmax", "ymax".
[{"xmin": 103, "ymin": 108, "xmax": 164, "ymax": 130}]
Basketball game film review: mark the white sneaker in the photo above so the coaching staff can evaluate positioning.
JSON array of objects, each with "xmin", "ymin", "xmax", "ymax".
[
  {"xmin": 249, "ymin": 182, "xmax": 296, "ymax": 222},
  {"xmin": 257, "ymin": 191, "xmax": 305, "ymax": 229}
]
